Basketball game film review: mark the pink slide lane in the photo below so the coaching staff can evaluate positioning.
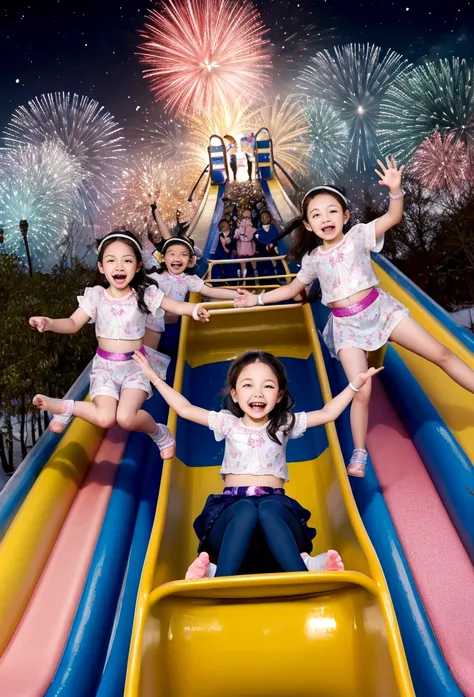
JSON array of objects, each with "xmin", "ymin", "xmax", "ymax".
[
  {"xmin": 0, "ymin": 424, "xmax": 128, "ymax": 697},
  {"xmin": 367, "ymin": 378, "xmax": 474, "ymax": 696}
]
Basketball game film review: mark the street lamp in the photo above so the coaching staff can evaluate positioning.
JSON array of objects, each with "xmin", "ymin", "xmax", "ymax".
[{"xmin": 19, "ymin": 220, "xmax": 33, "ymax": 276}]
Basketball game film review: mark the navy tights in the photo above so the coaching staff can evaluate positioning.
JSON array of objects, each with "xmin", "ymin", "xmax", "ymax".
[{"xmin": 206, "ymin": 498, "xmax": 308, "ymax": 577}]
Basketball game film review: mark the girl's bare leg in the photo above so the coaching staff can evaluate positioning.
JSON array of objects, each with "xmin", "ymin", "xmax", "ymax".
[
  {"xmin": 389, "ymin": 316, "xmax": 474, "ymax": 392},
  {"xmin": 33, "ymin": 394, "xmax": 117, "ymax": 431},
  {"xmin": 338, "ymin": 348, "xmax": 371, "ymax": 449},
  {"xmin": 116, "ymin": 388, "xmax": 175, "ymax": 459}
]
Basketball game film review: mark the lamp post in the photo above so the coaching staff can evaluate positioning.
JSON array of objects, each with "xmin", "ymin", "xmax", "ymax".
[{"xmin": 19, "ymin": 220, "xmax": 33, "ymax": 276}]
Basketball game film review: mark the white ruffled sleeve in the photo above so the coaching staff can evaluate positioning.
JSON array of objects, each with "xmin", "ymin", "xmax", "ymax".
[
  {"xmin": 296, "ymin": 251, "xmax": 318, "ymax": 285},
  {"xmin": 186, "ymin": 274, "xmax": 205, "ymax": 293},
  {"xmin": 289, "ymin": 411, "xmax": 307, "ymax": 439},
  {"xmin": 362, "ymin": 219, "xmax": 384, "ymax": 253},
  {"xmin": 77, "ymin": 286, "xmax": 101, "ymax": 322},
  {"xmin": 208, "ymin": 410, "xmax": 237, "ymax": 442},
  {"xmin": 144, "ymin": 285, "xmax": 165, "ymax": 316}
]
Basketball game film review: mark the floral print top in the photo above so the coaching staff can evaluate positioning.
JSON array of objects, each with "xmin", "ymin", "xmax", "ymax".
[
  {"xmin": 296, "ymin": 219, "xmax": 384, "ymax": 306},
  {"xmin": 77, "ymin": 285, "xmax": 164, "ymax": 340},
  {"xmin": 148, "ymin": 271, "xmax": 205, "ymax": 302},
  {"xmin": 208, "ymin": 410, "xmax": 308, "ymax": 482}
]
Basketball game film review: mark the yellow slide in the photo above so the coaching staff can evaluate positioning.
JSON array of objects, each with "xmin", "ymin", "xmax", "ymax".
[{"xmin": 125, "ymin": 299, "xmax": 414, "ymax": 697}]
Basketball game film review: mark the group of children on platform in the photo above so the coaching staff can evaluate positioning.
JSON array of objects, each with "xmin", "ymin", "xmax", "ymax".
[
  {"xmin": 214, "ymin": 182, "xmax": 283, "ymax": 282},
  {"xmin": 28, "ymin": 158, "xmax": 474, "ymax": 580}
]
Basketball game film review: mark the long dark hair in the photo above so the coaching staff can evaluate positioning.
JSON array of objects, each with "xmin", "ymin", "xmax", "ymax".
[
  {"xmin": 222, "ymin": 350, "xmax": 295, "ymax": 444},
  {"xmin": 288, "ymin": 186, "xmax": 350, "ymax": 262},
  {"xmin": 96, "ymin": 230, "xmax": 158, "ymax": 313}
]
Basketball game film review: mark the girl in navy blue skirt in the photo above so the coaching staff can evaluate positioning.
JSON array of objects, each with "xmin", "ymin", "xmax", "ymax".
[{"xmin": 133, "ymin": 349, "xmax": 381, "ymax": 578}]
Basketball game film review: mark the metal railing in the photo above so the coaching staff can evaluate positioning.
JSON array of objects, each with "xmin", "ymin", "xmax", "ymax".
[{"xmin": 202, "ymin": 254, "xmax": 296, "ymax": 287}]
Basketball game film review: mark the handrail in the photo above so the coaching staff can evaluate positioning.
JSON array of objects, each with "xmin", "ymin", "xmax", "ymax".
[
  {"xmin": 197, "ymin": 300, "xmax": 303, "ymax": 316},
  {"xmin": 187, "ymin": 165, "xmax": 209, "ymax": 202},
  {"xmin": 274, "ymin": 160, "xmax": 299, "ymax": 191}
]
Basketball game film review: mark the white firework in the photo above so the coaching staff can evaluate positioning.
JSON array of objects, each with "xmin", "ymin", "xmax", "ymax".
[
  {"xmin": 4, "ymin": 92, "xmax": 125, "ymax": 221},
  {"xmin": 0, "ymin": 141, "xmax": 82, "ymax": 269}
]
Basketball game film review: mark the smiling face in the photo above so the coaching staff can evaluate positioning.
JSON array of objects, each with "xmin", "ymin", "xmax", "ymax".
[
  {"xmin": 230, "ymin": 360, "xmax": 284, "ymax": 426},
  {"xmin": 260, "ymin": 211, "xmax": 271, "ymax": 225},
  {"xmin": 163, "ymin": 243, "xmax": 192, "ymax": 275},
  {"xmin": 97, "ymin": 240, "xmax": 140, "ymax": 292},
  {"xmin": 304, "ymin": 193, "xmax": 350, "ymax": 246}
]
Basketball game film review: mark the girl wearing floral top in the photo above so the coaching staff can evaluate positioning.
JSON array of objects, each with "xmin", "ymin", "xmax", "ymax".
[
  {"xmin": 234, "ymin": 159, "xmax": 474, "ymax": 477},
  {"xmin": 133, "ymin": 349, "xmax": 380, "ymax": 578},
  {"xmin": 29, "ymin": 231, "xmax": 210, "ymax": 459}
]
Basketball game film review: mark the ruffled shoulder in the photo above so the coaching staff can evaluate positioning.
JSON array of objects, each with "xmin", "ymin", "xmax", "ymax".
[
  {"xmin": 77, "ymin": 286, "xmax": 103, "ymax": 322},
  {"xmin": 144, "ymin": 284, "xmax": 165, "ymax": 316}
]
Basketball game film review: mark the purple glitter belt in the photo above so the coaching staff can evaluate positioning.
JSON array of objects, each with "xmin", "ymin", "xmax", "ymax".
[
  {"xmin": 96, "ymin": 345, "xmax": 147, "ymax": 362},
  {"xmin": 223, "ymin": 486, "xmax": 285, "ymax": 497},
  {"xmin": 331, "ymin": 287, "xmax": 379, "ymax": 318}
]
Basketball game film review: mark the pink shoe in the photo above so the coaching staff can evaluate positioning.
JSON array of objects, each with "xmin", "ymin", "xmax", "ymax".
[{"xmin": 347, "ymin": 448, "xmax": 367, "ymax": 478}]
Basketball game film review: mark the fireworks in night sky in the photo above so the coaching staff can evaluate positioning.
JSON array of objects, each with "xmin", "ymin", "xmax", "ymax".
[
  {"xmin": 107, "ymin": 154, "xmax": 201, "ymax": 236},
  {"xmin": 298, "ymin": 43, "xmax": 410, "ymax": 171},
  {"xmin": 410, "ymin": 131, "xmax": 473, "ymax": 195},
  {"xmin": 251, "ymin": 95, "xmax": 309, "ymax": 175},
  {"xmin": 139, "ymin": 0, "xmax": 272, "ymax": 115},
  {"xmin": 3, "ymin": 92, "xmax": 125, "ymax": 222},
  {"xmin": 0, "ymin": 141, "xmax": 82, "ymax": 269},
  {"xmin": 304, "ymin": 98, "xmax": 349, "ymax": 183},
  {"xmin": 379, "ymin": 57, "xmax": 474, "ymax": 162}
]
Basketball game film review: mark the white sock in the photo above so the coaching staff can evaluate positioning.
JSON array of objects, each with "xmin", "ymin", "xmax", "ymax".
[{"xmin": 303, "ymin": 553, "xmax": 328, "ymax": 572}]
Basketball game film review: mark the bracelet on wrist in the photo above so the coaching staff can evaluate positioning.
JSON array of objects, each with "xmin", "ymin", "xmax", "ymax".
[
  {"xmin": 257, "ymin": 291, "xmax": 265, "ymax": 306},
  {"xmin": 349, "ymin": 382, "xmax": 360, "ymax": 392},
  {"xmin": 153, "ymin": 378, "xmax": 163, "ymax": 388},
  {"xmin": 192, "ymin": 303, "xmax": 201, "ymax": 320},
  {"xmin": 389, "ymin": 189, "xmax": 405, "ymax": 200}
]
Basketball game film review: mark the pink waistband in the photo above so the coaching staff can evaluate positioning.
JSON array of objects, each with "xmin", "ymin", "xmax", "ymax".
[
  {"xmin": 96, "ymin": 346, "xmax": 147, "ymax": 362},
  {"xmin": 331, "ymin": 287, "xmax": 379, "ymax": 317}
]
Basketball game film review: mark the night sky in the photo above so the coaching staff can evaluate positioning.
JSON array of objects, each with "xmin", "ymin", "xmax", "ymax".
[{"xmin": 1, "ymin": 0, "xmax": 474, "ymax": 137}]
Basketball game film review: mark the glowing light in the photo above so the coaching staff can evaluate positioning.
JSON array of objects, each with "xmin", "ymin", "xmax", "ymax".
[
  {"xmin": 250, "ymin": 95, "xmax": 309, "ymax": 175},
  {"xmin": 304, "ymin": 98, "xmax": 349, "ymax": 181},
  {"xmin": 139, "ymin": 0, "xmax": 272, "ymax": 114},
  {"xmin": 410, "ymin": 131, "xmax": 473, "ymax": 194},
  {"xmin": 0, "ymin": 142, "xmax": 82, "ymax": 269},
  {"xmin": 298, "ymin": 43, "xmax": 410, "ymax": 170},
  {"xmin": 379, "ymin": 57, "xmax": 474, "ymax": 160},
  {"xmin": 4, "ymin": 92, "xmax": 126, "ymax": 222},
  {"xmin": 105, "ymin": 154, "xmax": 203, "ymax": 237}
]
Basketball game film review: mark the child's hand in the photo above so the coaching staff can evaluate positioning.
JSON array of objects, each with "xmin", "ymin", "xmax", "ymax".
[
  {"xmin": 29, "ymin": 316, "xmax": 52, "ymax": 332},
  {"xmin": 352, "ymin": 366, "xmax": 384, "ymax": 390},
  {"xmin": 375, "ymin": 156, "xmax": 405, "ymax": 192},
  {"xmin": 132, "ymin": 350, "xmax": 158, "ymax": 382},
  {"xmin": 192, "ymin": 304, "xmax": 210, "ymax": 322},
  {"xmin": 233, "ymin": 288, "xmax": 257, "ymax": 308}
]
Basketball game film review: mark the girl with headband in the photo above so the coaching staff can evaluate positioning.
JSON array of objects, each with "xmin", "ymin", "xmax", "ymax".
[
  {"xmin": 234, "ymin": 159, "xmax": 474, "ymax": 477},
  {"xmin": 29, "ymin": 230, "xmax": 210, "ymax": 459}
]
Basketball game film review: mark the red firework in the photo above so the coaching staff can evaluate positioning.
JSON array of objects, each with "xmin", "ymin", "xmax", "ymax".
[
  {"xmin": 139, "ymin": 0, "xmax": 272, "ymax": 115},
  {"xmin": 410, "ymin": 131, "xmax": 473, "ymax": 194}
]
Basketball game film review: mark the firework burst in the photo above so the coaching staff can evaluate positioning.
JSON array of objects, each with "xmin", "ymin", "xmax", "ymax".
[
  {"xmin": 106, "ymin": 155, "xmax": 202, "ymax": 237},
  {"xmin": 379, "ymin": 57, "xmax": 474, "ymax": 161},
  {"xmin": 304, "ymin": 99, "xmax": 349, "ymax": 182},
  {"xmin": 251, "ymin": 95, "xmax": 309, "ymax": 175},
  {"xmin": 135, "ymin": 115, "xmax": 193, "ymax": 162},
  {"xmin": 184, "ymin": 99, "xmax": 256, "ymax": 160},
  {"xmin": 0, "ymin": 142, "xmax": 82, "ymax": 269},
  {"xmin": 139, "ymin": 0, "xmax": 272, "ymax": 115},
  {"xmin": 410, "ymin": 131, "xmax": 473, "ymax": 194},
  {"xmin": 3, "ymin": 92, "xmax": 125, "ymax": 221},
  {"xmin": 298, "ymin": 43, "xmax": 410, "ymax": 171}
]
